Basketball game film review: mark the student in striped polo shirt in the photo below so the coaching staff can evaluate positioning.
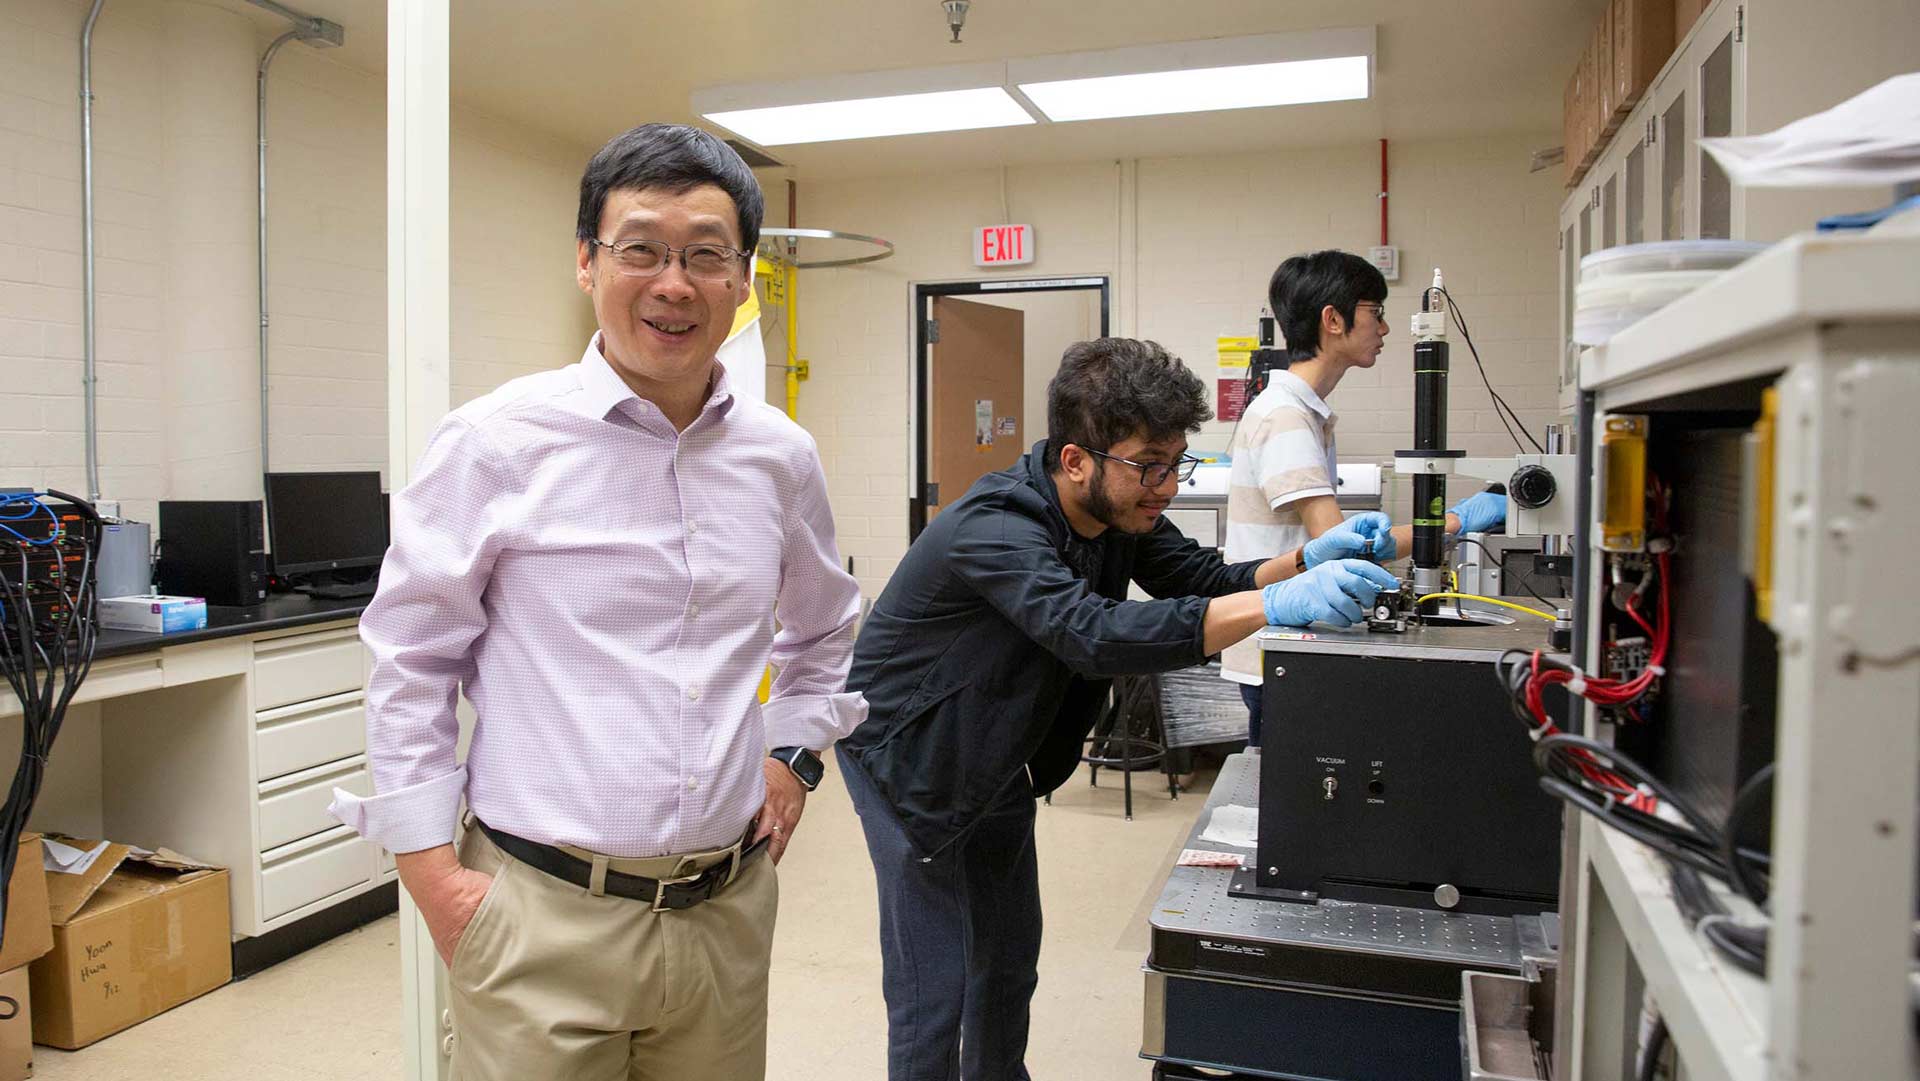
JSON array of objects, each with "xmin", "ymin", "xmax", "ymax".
[{"xmin": 1221, "ymin": 251, "xmax": 1506, "ymax": 744}]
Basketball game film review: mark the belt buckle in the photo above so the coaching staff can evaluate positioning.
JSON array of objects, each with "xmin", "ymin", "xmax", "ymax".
[{"xmin": 650, "ymin": 869, "xmax": 706, "ymax": 913}]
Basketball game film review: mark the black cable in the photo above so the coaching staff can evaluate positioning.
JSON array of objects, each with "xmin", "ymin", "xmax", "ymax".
[
  {"xmin": 1439, "ymin": 288, "xmax": 1546, "ymax": 453},
  {"xmin": 1443, "ymin": 288, "xmax": 1542, "ymax": 452},
  {"xmin": 1723, "ymin": 762, "xmax": 1775, "ymax": 908},
  {"xmin": 1668, "ymin": 861, "xmax": 1769, "ymax": 978},
  {"xmin": 0, "ymin": 492, "xmax": 101, "ymax": 952},
  {"xmin": 1637, "ymin": 1015, "xmax": 1669, "ymax": 1081},
  {"xmin": 1533, "ymin": 733, "xmax": 1738, "ymax": 888},
  {"xmin": 1701, "ymin": 919, "xmax": 1768, "ymax": 978}
]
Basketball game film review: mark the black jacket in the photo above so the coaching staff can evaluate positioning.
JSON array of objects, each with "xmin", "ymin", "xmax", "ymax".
[{"xmin": 840, "ymin": 441, "xmax": 1262, "ymax": 859}]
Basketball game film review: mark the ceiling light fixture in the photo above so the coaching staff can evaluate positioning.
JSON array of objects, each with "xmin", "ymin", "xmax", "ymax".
[
  {"xmin": 692, "ymin": 28, "xmax": 1374, "ymax": 148},
  {"xmin": 703, "ymin": 87, "xmax": 1030, "ymax": 146},
  {"xmin": 695, "ymin": 62, "xmax": 1033, "ymax": 147},
  {"xmin": 1017, "ymin": 55, "xmax": 1369, "ymax": 122},
  {"xmin": 1010, "ymin": 28, "xmax": 1375, "ymax": 122}
]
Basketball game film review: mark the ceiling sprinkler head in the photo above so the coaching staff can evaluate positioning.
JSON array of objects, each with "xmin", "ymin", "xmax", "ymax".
[{"xmin": 942, "ymin": 0, "xmax": 970, "ymax": 44}]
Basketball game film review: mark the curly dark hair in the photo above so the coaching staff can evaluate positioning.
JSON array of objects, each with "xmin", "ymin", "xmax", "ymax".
[{"xmin": 1043, "ymin": 338, "xmax": 1211, "ymax": 473}]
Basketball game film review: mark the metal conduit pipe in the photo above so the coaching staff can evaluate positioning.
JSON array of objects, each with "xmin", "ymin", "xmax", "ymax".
[
  {"xmin": 251, "ymin": 6, "xmax": 342, "ymax": 474},
  {"xmin": 79, "ymin": 0, "xmax": 105, "ymax": 502},
  {"xmin": 257, "ymin": 30, "xmax": 298, "ymax": 474}
]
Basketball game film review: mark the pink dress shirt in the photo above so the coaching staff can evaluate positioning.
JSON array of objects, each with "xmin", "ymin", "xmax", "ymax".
[{"xmin": 330, "ymin": 338, "xmax": 866, "ymax": 857}]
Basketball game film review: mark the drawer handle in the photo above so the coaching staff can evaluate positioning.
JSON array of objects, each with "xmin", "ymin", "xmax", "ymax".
[{"xmin": 255, "ymin": 629, "xmax": 360, "ymax": 658}]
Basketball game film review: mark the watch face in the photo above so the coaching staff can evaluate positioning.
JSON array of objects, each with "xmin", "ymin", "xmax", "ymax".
[{"xmin": 791, "ymin": 750, "xmax": 825, "ymax": 789}]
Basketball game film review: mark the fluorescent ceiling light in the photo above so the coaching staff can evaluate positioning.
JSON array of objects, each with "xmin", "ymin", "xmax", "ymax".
[
  {"xmin": 703, "ymin": 87, "xmax": 1033, "ymax": 147},
  {"xmin": 1018, "ymin": 55, "xmax": 1370, "ymax": 122}
]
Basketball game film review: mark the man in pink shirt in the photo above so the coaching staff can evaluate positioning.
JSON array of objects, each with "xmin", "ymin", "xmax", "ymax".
[{"xmin": 330, "ymin": 125, "xmax": 864, "ymax": 1080}]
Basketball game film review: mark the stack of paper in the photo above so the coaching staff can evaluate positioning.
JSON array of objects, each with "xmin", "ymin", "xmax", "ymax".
[{"xmin": 1701, "ymin": 74, "xmax": 1920, "ymax": 188}]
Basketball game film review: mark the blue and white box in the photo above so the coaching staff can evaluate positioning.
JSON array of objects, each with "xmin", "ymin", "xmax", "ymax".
[{"xmin": 99, "ymin": 594, "xmax": 209, "ymax": 634}]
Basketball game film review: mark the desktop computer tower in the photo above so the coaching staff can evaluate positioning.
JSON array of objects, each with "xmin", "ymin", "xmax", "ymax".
[{"xmin": 157, "ymin": 500, "xmax": 268, "ymax": 607}]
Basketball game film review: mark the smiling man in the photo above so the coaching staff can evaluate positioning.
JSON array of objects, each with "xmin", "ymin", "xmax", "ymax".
[
  {"xmin": 331, "ymin": 124, "xmax": 864, "ymax": 1081},
  {"xmin": 838, "ymin": 337, "xmax": 1399, "ymax": 1081}
]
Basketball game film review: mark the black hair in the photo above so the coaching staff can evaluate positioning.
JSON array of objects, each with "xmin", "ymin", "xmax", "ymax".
[
  {"xmin": 1044, "ymin": 338, "xmax": 1210, "ymax": 473},
  {"xmin": 576, "ymin": 124, "xmax": 764, "ymax": 253},
  {"xmin": 1267, "ymin": 250, "xmax": 1388, "ymax": 363}
]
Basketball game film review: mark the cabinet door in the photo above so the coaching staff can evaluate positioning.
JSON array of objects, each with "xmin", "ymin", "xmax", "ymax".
[
  {"xmin": 1623, "ymin": 128, "xmax": 1651, "ymax": 246},
  {"xmin": 1647, "ymin": 2, "xmax": 1747, "ymax": 241},
  {"xmin": 1693, "ymin": 5, "xmax": 1745, "ymax": 238},
  {"xmin": 1650, "ymin": 72, "xmax": 1689, "ymax": 241}
]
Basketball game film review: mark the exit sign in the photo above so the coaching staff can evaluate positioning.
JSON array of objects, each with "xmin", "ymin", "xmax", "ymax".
[{"xmin": 973, "ymin": 224, "xmax": 1035, "ymax": 267}]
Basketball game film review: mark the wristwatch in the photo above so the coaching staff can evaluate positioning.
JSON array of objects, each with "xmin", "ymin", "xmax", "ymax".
[{"xmin": 770, "ymin": 746, "xmax": 824, "ymax": 791}]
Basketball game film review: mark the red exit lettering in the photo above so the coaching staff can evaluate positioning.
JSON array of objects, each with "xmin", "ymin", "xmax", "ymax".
[{"xmin": 975, "ymin": 224, "xmax": 1034, "ymax": 267}]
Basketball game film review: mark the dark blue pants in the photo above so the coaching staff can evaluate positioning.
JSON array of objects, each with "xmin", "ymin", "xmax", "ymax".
[
  {"xmin": 838, "ymin": 748, "xmax": 1041, "ymax": 1081},
  {"xmin": 1240, "ymin": 682, "xmax": 1264, "ymax": 748}
]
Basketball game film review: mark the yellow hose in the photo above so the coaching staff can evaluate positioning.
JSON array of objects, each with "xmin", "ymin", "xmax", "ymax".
[{"xmin": 1415, "ymin": 592, "xmax": 1556, "ymax": 622}]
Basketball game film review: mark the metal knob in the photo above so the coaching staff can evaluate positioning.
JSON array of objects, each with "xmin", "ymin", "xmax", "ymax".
[
  {"xmin": 1434, "ymin": 884, "xmax": 1461, "ymax": 909},
  {"xmin": 1509, "ymin": 464, "xmax": 1557, "ymax": 509}
]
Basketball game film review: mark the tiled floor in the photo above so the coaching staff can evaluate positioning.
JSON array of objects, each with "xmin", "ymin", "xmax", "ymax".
[{"xmin": 35, "ymin": 758, "xmax": 1210, "ymax": 1080}]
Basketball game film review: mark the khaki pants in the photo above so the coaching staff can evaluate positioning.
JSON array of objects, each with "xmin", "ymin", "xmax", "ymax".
[{"xmin": 448, "ymin": 818, "xmax": 778, "ymax": 1081}]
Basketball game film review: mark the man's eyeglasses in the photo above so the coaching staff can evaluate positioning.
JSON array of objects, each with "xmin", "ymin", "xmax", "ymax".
[
  {"xmin": 589, "ymin": 238, "xmax": 749, "ymax": 282},
  {"xmin": 1354, "ymin": 302, "xmax": 1386, "ymax": 323},
  {"xmin": 1085, "ymin": 448, "xmax": 1203, "ymax": 488}
]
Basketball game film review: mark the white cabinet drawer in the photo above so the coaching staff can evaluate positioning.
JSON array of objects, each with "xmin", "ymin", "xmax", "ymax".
[
  {"xmin": 258, "ymin": 759, "xmax": 369, "ymax": 853},
  {"xmin": 260, "ymin": 825, "xmax": 373, "ymax": 921},
  {"xmin": 254, "ymin": 629, "xmax": 364, "ymax": 710},
  {"xmin": 256, "ymin": 692, "xmax": 366, "ymax": 781}
]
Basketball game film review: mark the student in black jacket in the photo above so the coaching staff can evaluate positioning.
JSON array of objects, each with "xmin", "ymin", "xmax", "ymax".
[{"xmin": 838, "ymin": 337, "xmax": 1399, "ymax": 1081}]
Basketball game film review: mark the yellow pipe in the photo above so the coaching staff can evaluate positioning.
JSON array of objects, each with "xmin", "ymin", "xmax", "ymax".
[{"xmin": 784, "ymin": 263, "xmax": 799, "ymax": 420}]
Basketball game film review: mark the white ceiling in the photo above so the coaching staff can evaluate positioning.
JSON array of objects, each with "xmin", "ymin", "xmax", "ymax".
[{"xmin": 220, "ymin": 0, "xmax": 1605, "ymax": 177}]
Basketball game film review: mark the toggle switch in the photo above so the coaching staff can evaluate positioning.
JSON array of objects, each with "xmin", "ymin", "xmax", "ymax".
[{"xmin": 1322, "ymin": 776, "xmax": 1338, "ymax": 800}]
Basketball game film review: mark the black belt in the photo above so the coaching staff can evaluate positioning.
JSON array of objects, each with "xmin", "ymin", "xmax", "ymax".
[{"xmin": 477, "ymin": 819, "xmax": 767, "ymax": 911}]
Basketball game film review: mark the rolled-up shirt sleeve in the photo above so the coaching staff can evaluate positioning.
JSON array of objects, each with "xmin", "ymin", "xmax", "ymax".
[
  {"xmin": 329, "ymin": 416, "xmax": 514, "ymax": 854},
  {"xmin": 762, "ymin": 438, "xmax": 866, "ymax": 752}
]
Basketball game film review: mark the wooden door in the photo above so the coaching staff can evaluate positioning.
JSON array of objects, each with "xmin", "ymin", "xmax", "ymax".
[{"xmin": 928, "ymin": 296, "xmax": 1024, "ymax": 518}]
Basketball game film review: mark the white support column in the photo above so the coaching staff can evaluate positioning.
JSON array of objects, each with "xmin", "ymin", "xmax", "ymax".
[
  {"xmin": 1768, "ymin": 334, "xmax": 1920, "ymax": 1080},
  {"xmin": 386, "ymin": 3, "xmax": 451, "ymax": 1080}
]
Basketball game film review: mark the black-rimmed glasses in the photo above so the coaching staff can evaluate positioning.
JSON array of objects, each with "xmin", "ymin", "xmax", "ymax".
[{"xmin": 1085, "ymin": 448, "xmax": 1203, "ymax": 488}]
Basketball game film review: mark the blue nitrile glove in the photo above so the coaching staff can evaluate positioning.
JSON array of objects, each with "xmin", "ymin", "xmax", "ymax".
[
  {"xmin": 1302, "ymin": 512, "xmax": 1396, "ymax": 568},
  {"xmin": 1263, "ymin": 560, "xmax": 1402, "ymax": 628},
  {"xmin": 1450, "ymin": 490, "xmax": 1508, "ymax": 535}
]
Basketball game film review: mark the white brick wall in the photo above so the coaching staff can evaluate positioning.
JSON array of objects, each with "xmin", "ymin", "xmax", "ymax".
[
  {"xmin": 1, "ymin": 0, "xmax": 595, "ymax": 526},
  {"xmin": 790, "ymin": 137, "xmax": 1567, "ymax": 599}
]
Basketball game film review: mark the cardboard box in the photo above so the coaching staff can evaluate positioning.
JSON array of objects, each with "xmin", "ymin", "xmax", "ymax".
[
  {"xmin": 1580, "ymin": 41, "xmax": 1601, "ymax": 168},
  {"xmin": 0, "ymin": 835, "xmax": 51, "ymax": 975},
  {"xmin": 1564, "ymin": 61, "xmax": 1582, "ymax": 187},
  {"xmin": 1613, "ymin": 0, "xmax": 1676, "ymax": 115},
  {"xmin": 0, "ymin": 966, "xmax": 30, "ymax": 1081},
  {"xmin": 1594, "ymin": 7, "xmax": 1619, "ymax": 136},
  {"xmin": 28, "ymin": 840, "xmax": 230, "ymax": 1050},
  {"xmin": 1674, "ymin": 0, "xmax": 1708, "ymax": 42},
  {"xmin": 1566, "ymin": 36, "xmax": 1597, "ymax": 188}
]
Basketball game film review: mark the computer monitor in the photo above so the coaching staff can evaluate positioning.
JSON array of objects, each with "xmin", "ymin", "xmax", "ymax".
[{"xmin": 264, "ymin": 471, "xmax": 388, "ymax": 576}]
